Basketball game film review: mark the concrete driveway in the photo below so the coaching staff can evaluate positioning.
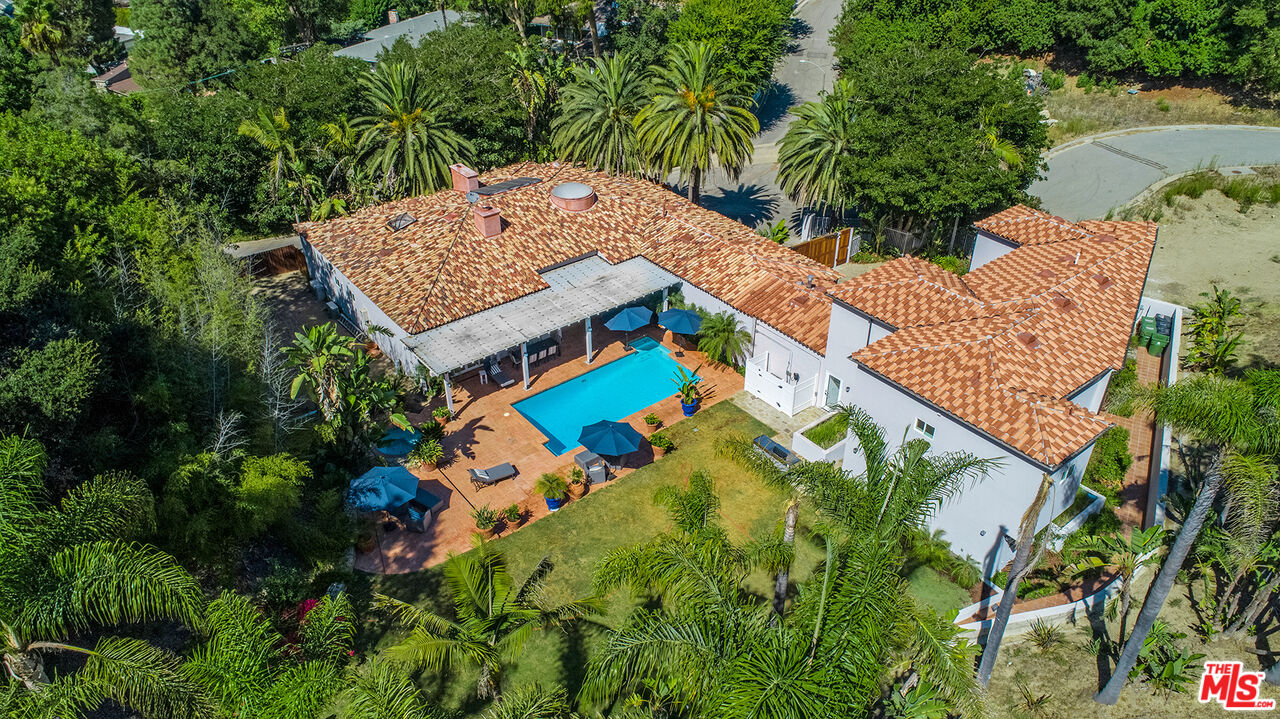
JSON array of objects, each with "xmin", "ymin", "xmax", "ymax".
[{"xmin": 1032, "ymin": 125, "xmax": 1280, "ymax": 220}]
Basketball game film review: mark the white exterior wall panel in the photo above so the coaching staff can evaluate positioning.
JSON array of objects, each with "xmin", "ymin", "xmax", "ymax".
[{"xmin": 970, "ymin": 232, "xmax": 1018, "ymax": 271}]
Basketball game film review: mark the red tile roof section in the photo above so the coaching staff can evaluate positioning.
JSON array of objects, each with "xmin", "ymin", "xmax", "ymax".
[
  {"xmin": 973, "ymin": 204, "xmax": 1095, "ymax": 246},
  {"xmin": 298, "ymin": 164, "xmax": 840, "ymax": 352},
  {"xmin": 844, "ymin": 213, "xmax": 1157, "ymax": 466}
]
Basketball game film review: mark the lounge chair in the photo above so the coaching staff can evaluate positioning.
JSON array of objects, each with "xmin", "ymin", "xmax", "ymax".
[
  {"xmin": 486, "ymin": 356, "xmax": 515, "ymax": 388},
  {"xmin": 469, "ymin": 462, "xmax": 516, "ymax": 489},
  {"xmin": 753, "ymin": 434, "xmax": 800, "ymax": 468}
]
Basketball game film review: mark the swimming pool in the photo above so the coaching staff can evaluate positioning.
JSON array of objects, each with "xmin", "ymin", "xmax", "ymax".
[{"xmin": 513, "ymin": 337, "xmax": 694, "ymax": 455}]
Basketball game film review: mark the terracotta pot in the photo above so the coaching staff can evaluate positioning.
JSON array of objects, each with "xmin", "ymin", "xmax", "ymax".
[
  {"xmin": 365, "ymin": 342, "xmax": 382, "ymax": 357},
  {"xmin": 476, "ymin": 526, "xmax": 498, "ymax": 540},
  {"xmin": 434, "ymin": 415, "xmax": 448, "ymax": 426},
  {"xmin": 568, "ymin": 482, "xmax": 587, "ymax": 499},
  {"xmin": 356, "ymin": 535, "xmax": 376, "ymax": 553},
  {"xmin": 646, "ymin": 421, "xmax": 663, "ymax": 433}
]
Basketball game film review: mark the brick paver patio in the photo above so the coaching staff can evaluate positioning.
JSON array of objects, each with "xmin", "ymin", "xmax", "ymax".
[{"xmin": 355, "ymin": 324, "xmax": 744, "ymax": 574}]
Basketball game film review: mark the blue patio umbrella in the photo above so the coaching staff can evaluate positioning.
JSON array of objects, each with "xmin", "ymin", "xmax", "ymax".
[
  {"xmin": 658, "ymin": 308, "xmax": 702, "ymax": 335},
  {"xmin": 348, "ymin": 466, "xmax": 420, "ymax": 512},
  {"xmin": 377, "ymin": 425, "xmax": 422, "ymax": 457},
  {"xmin": 578, "ymin": 420, "xmax": 644, "ymax": 456},
  {"xmin": 604, "ymin": 306, "xmax": 654, "ymax": 332}
]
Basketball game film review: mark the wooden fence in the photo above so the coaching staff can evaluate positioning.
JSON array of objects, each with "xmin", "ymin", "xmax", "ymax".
[{"xmin": 788, "ymin": 228, "xmax": 859, "ymax": 267}]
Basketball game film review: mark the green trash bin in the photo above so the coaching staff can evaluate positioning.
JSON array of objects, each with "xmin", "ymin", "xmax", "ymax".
[
  {"xmin": 1148, "ymin": 333, "xmax": 1170, "ymax": 357},
  {"xmin": 1138, "ymin": 317, "xmax": 1156, "ymax": 344}
]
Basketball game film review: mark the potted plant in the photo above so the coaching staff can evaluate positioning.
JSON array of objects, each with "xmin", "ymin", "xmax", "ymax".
[
  {"xmin": 567, "ymin": 467, "xmax": 587, "ymax": 499},
  {"xmin": 643, "ymin": 413, "xmax": 662, "ymax": 432},
  {"xmin": 355, "ymin": 518, "xmax": 377, "ymax": 553},
  {"xmin": 471, "ymin": 505, "xmax": 501, "ymax": 539},
  {"xmin": 406, "ymin": 438, "xmax": 444, "ymax": 471},
  {"xmin": 363, "ymin": 324, "xmax": 392, "ymax": 357},
  {"xmin": 534, "ymin": 472, "xmax": 569, "ymax": 511},
  {"xmin": 672, "ymin": 364, "xmax": 703, "ymax": 417},
  {"xmin": 650, "ymin": 431, "xmax": 674, "ymax": 457},
  {"xmin": 502, "ymin": 503, "xmax": 522, "ymax": 527},
  {"xmin": 432, "ymin": 406, "xmax": 451, "ymax": 426}
]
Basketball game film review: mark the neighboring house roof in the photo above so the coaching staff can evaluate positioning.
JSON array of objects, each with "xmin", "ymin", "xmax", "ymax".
[
  {"xmin": 334, "ymin": 10, "xmax": 463, "ymax": 63},
  {"xmin": 839, "ymin": 211, "xmax": 1157, "ymax": 467},
  {"xmin": 93, "ymin": 61, "xmax": 141, "ymax": 95},
  {"xmin": 298, "ymin": 163, "xmax": 840, "ymax": 352}
]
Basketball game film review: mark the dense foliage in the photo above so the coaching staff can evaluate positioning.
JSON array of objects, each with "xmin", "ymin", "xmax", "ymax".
[{"xmin": 833, "ymin": 0, "xmax": 1280, "ymax": 91}]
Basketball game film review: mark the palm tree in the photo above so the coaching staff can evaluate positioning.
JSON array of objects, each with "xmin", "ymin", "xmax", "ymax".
[
  {"xmin": 696, "ymin": 311, "xmax": 751, "ymax": 368},
  {"xmin": 375, "ymin": 539, "xmax": 600, "ymax": 700},
  {"xmin": 355, "ymin": 63, "xmax": 474, "ymax": 198},
  {"xmin": 0, "ymin": 435, "xmax": 208, "ymax": 718},
  {"xmin": 508, "ymin": 47, "xmax": 569, "ymax": 149},
  {"xmin": 976, "ymin": 105, "xmax": 1025, "ymax": 170},
  {"xmin": 14, "ymin": 0, "xmax": 65, "ymax": 65},
  {"xmin": 1065, "ymin": 526, "xmax": 1164, "ymax": 643},
  {"xmin": 635, "ymin": 42, "xmax": 758, "ymax": 204},
  {"xmin": 239, "ymin": 107, "xmax": 299, "ymax": 199},
  {"xmin": 552, "ymin": 54, "xmax": 647, "ymax": 175},
  {"xmin": 282, "ymin": 323, "xmax": 354, "ymax": 422},
  {"xmin": 186, "ymin": 591, "xmax": 354, "ymax": 718},
  {"xmin": 776, "ymin": 77, "xmax": 857, "ymax": 214},
  {"xmin": 1095, "ymin": 369, "xmax": 1280, "ymax": 705}
]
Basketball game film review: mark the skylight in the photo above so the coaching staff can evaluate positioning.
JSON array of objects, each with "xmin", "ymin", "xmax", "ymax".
[{"xmin": 387, "ymin": 213, "xmax": 417, "ymax": 232}]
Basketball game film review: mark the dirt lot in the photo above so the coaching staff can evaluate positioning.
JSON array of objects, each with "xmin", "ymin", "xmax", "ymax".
[{"xmin": 1142, "ymin": 191, "xmax": 1280, "ymax": 368}]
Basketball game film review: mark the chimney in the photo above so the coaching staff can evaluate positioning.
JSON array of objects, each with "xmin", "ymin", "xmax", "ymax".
[
  {"xmin": 473, "ymin": 205, "xmax": 502, "ymax": 238},
  {"xmin": 387, "ymin": 8, "xmax": 399, "ymax": 23},
  {"xmin": 449, "ymin": 164, "xmax": 479, "ymax": 194}
]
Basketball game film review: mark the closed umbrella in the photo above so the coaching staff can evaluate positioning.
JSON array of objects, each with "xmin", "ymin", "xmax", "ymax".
[
  {"xmin": 348, "ymin": 466, "xmax": 420, "ymax": 512},
  {"xmin": 658, "ymin": 308, "xmax": 702, "ymax": 335},
  {"xmin": 578, "ymin": 420, "xmax": 643, "ymax": 457}
]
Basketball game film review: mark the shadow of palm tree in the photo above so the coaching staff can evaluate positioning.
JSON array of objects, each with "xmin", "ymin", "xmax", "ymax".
[
  {"xmin": 699, "ymin": 183, "xmax": 781, "ymax": 227},
  {"xmin": 755, "ymin": 81, "xmax": 797, "ymax": 135}
]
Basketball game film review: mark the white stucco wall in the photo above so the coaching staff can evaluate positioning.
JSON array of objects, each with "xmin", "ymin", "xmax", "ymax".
[
  {"xmin": 970, "ymin": 231, "xmax": 1018, "ymax": 271},
  {"xmin": 1066, "ymin": 370, "xmax": 1112, "ymax": 413},
  {"xmin": 301, "ymin": 238, "xmax": 421, "ymax": 372},
  {"xmin": 831, "ymin": 364, "xmax": 1097, "ymax": 574}
]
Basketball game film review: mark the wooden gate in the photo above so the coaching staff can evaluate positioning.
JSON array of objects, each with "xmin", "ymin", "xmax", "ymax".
[{"xmin": 788, "ymin": 228, "xmax": 859, "ymax": 267}]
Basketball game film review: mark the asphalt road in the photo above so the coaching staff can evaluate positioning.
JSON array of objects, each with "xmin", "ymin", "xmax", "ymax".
[
  {"xmin": 695, "ymin": 0, "xmax": 840, "ymax": 230},
  {"xmin": 1031, "ymin": 125, "xmax": 1280, "ymax": 220}
]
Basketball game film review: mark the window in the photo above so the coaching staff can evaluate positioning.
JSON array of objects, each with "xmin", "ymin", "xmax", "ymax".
[{"xmin": 913, "ymin": 418, "xmax": 936, "ymax": 439}]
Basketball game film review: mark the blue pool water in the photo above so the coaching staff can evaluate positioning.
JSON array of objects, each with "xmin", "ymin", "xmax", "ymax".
[{"xmin": 514, "ymin": 337, "xmax": 694, "ymax": 455}]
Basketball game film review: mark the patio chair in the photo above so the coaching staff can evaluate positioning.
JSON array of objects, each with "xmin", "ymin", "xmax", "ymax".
[
  {"xmin": 486, "ymin": 356, "xmax": 515, "ymax": 388},
  {"xmin": 469, "ymin": 462, "xmax": 517, "ymax": 490}
]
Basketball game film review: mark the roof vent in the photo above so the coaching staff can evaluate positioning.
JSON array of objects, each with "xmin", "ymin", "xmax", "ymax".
[
  {"xmin": 1093, "ymin": 274, "xmax": 1114, "ymax": 290},
  {"xmin": 473, "ymin": 205, "xmax": 502, "ymax": 238},
  {"xmin": 1050, "ymin": 294, "xmax": 1077, "ymax": 312},
  {"xmin": 1095, "ymin": 234, "xmax": 1118, "ymax": 243},
  {"xmin": 387, "ymin": 212, "xmax": 417, "ymax": 232},
  {"xmin": 549, "ymin": 182, "xmax": 597, "ymax": 212},
  {"xmin": 1037, "ymin": 268, "xmax": 1056, "ymax": 279},
  {"xmin": 1016, "ymin": 332, "xmax": 1041, "ymax": 349}
]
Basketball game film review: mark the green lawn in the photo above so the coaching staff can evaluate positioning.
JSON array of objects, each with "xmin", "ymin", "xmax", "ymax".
[{"xmin": 357, "ymin": 400, "xmax": 968, "ymax": 713}]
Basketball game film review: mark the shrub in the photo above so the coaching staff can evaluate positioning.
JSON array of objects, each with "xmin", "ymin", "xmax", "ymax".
[
  {"xmin": 418, "ymin": 420, "xmax": 444, "ymax": 443},
  {"xmin": 649, "ymin": 431, "xmax": 674, "ymax": 451},
  {"xmin": 1155, "ymin": 97, "xmax": 1171, "ymax": 112},
  {"xmin": 1079, "ymin": 505, "xmax": 1122, "ymax": 536},
  {"xmin": 1042, "ymin": 69, "xmax": 1066, "ymax": 91},
  {"xmin": 432, "ymin": 406, "xmax": 451, "ymax": 420},
  {"xmin": 1185, "ymin": 285, "xmax": 1244, "ymax": 375},
  {"xmin": 406, "ymin": 438, "xmax": 444, "ymax": 468},
  {"xmin": 1083, "ymin": 427, "xmax": 1132, "ymax": 495},
  {"xmin": 259, "ymin": 561, "xmax": 311, "ymax": 608},
  {"xmin": 1076, "ymin": 73, "xmax": 1095, "ymax": 91},
  {"xmin": 1104, "ymin": 358, "xmax": 1138, "ymax": 416},
  {"xmin": 644, "ymin": 413, "xmax": 661, "ymax": 426},
  {"xmin": 929, "ymin": 255, "xmax": 969, "ymax": 275},
  {"xmin": 502, "ymin": 504, "xmax": 521, "ymax": 523},
  {"xmin": 1222, "ymin": 178, "xmax": 1263, "ymax": 210},
  {"xmin": 1028, "ymin": 618, "xmax": 1064, "ymax": 650}
]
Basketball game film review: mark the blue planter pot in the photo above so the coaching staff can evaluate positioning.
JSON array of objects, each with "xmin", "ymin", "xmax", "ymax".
[
  {"xmin": 545, "ymin": 496, "xmax": 566, "ymax": 512},
  {"xmin": 680, "ymin": 400, "xmax": 698, "ymax": 417}
]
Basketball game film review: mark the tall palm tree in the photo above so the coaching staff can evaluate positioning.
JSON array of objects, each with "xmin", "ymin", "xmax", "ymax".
[
  {"xmin": 1065, "ymin": 526, "xmax": 1164, "ymax": 644},
  {"xmin": 1095, "ymin": 369, "xmax": 1280, "ymax": 704},
  {"xmin": 186, "ymin": 591, "xmax": 354, "ymax": 718},
  {"xmin": 552, "ymin": 54, "xmax": 647, "ymax": 175},
  {"xmin": 14, "ymin": 0, "xmax": 65, "ymax": 65},
  {"xmin": 696, "ymin": 311, "xmax": 751, "ymax": 368},
  {"xmin": 776, "ymin": 77, "xmax": 857, "ymax": 214},
  {"xmin": 355, "ymin": 63, "xmax": 474, "ymax": 198},
  {"xmin": 238, "ymin": 106, "xmax": 318, "ymax": 215},
  {"xmin": 375, "ymin": 539, "xmax": 600, "ymax": 700},
  {"xmin": 0, "ymin": 435, "xmax": 208, "ymax": 718},
  {"xmin": 635, "ymin": 42, "xmax": 759, "ymax": 204}
]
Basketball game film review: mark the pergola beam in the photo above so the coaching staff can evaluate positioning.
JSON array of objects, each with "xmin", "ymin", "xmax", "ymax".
[
  {"xmin": 585, "ymin": 317, "xmax": 593, "ymax": 364},
  {"xmin": 521, "ymin": 341, "xmax": 530, "ymax": 390}
]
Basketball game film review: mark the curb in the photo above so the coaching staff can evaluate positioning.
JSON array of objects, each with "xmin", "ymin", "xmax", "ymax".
[{"xmin": 1045, "ymin": 124, "xmax": 1280, "ymax": 160}]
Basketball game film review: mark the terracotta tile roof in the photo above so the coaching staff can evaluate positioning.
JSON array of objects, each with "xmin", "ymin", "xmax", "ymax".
[
  {"xmin": 973, "ymin": 204, "xmax": 1095, "ymax": 246},
  {"xmin": 826, "ymin": 255, "xmax": 989, "ymax": 328},
  {"xmin": 299, "ymin": 164, "xmax": 839, "ymax": 352},
  {"xmin": 846, "ymin": 213, "xmax": 1157, "ymax": 466}
]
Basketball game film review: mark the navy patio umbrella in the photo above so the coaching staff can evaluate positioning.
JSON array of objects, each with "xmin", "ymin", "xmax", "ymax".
[
  {"xmin": 348, "ymin": 466, "xmax": 420, "ymax": 512},
  {"xmin": 604, "ymin": 306, "xmax": 654, "ymax": 332},
  {"xmin": 578, "ymin": 420, "xmax": 644, "ymax": 457},
  {"xmin": 658, "ymin": 308, "xmax": 702, "ymax": 335}
]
